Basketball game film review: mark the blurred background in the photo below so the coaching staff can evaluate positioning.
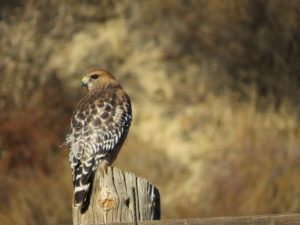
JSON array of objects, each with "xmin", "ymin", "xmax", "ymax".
[{"xmin": 1, "ymin": 0, "xmax": 300, "ymax": 224}]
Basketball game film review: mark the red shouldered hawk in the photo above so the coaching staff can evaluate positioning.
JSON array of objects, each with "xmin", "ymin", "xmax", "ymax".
[{"xmin": 65, "ymin": 69, "xmax": 132, "ymax": 210}]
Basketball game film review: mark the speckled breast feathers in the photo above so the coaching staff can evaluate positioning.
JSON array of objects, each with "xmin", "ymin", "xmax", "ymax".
[{"xmin": 66, "ymin": 70, "xmax": 132, "ymax": 209}]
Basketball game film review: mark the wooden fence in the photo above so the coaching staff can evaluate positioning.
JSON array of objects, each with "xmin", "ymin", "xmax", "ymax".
[
  {"xmin": 72, "ymin": 167, "xmax": 300, "ymax": 225},
  {"xmin": 72, "ymin": 167, "xmax": 160, "ymax": 225}
]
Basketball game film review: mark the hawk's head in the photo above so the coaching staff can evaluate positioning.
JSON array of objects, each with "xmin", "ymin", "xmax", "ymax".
[{"xmin": 81, "ymin": 69, "xmax": 118, "ymax": 91}]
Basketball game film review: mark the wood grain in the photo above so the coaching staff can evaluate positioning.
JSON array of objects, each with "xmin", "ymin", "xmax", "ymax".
[{"xmin": 72, "ymin": 167, "xmax": 160, "ymax": 225}]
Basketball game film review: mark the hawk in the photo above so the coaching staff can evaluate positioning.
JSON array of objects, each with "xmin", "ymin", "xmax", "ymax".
[{"xmin": 66, "ymin": 69, "xmax": 132, "ymax": 210}]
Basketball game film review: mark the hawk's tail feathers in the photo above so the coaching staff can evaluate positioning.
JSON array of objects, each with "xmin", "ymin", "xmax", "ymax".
[
  {"xmin": 74, "ymin": 183, "xmax": 91, "ymax": 208},
  {"xmin": 73, "ymin": 158, "xmax": 95, "ymax": 210}
]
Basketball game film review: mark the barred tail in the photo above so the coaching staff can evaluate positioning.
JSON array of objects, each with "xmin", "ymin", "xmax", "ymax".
[{"xmin": 73, "ymin": 158, "xmax": 95, "ymax": 210}]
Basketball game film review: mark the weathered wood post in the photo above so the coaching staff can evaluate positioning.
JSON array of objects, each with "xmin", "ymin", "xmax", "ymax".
[{"xmin": 72, "ymin": 167, "xmax": 160, "ymax": 225}]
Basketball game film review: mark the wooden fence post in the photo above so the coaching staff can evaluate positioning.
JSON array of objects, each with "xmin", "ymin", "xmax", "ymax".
[{"xmin": 72, "ymin": 167, "xmax": 160, "ymax": 225}]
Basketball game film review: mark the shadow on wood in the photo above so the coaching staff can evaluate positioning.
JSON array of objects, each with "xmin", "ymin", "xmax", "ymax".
[{"xmin": 72, "ymin": 167, "xmax": 160, "ymax": 225}]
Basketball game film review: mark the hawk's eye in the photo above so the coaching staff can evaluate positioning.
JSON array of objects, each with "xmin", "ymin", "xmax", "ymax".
[{"xmin": 91, "ymin": 74, "xmax": 99, "ymax": 79}]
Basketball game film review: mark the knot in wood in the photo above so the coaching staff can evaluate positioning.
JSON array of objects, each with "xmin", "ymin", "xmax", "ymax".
[{"xmin": 99, "ymin": 188, "xmax": 115, "ymax": 211}]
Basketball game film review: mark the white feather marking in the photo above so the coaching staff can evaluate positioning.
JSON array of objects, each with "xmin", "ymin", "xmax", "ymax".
[{"xmin": 75, "ymin": 183, "xmax": 90, "ymax": 191}]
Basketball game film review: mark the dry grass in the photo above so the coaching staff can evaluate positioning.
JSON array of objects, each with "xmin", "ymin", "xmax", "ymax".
[
  {"xmin": 166, "ymin": 94, "xmax": 300, "ymax": 217},
  {"xmin": 0, "ymin": 0, "xmax": 300, "ymax": 224}
]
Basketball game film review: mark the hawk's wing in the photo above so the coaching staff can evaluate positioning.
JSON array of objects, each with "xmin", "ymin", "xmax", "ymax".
[{"xmin": 66, "ymin": 92, "xmax": 132, "ymax": 209}]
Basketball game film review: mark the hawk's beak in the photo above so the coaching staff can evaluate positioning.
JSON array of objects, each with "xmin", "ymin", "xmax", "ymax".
[{"xmin": 81, "ymin": 77, "xmax": 89, "ymax": 86}]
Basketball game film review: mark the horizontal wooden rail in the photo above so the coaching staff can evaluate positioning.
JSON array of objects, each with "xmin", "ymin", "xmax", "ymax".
[{"xmin": 93, "ymin": 214, "xmax": 300, "ymax": 225}]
